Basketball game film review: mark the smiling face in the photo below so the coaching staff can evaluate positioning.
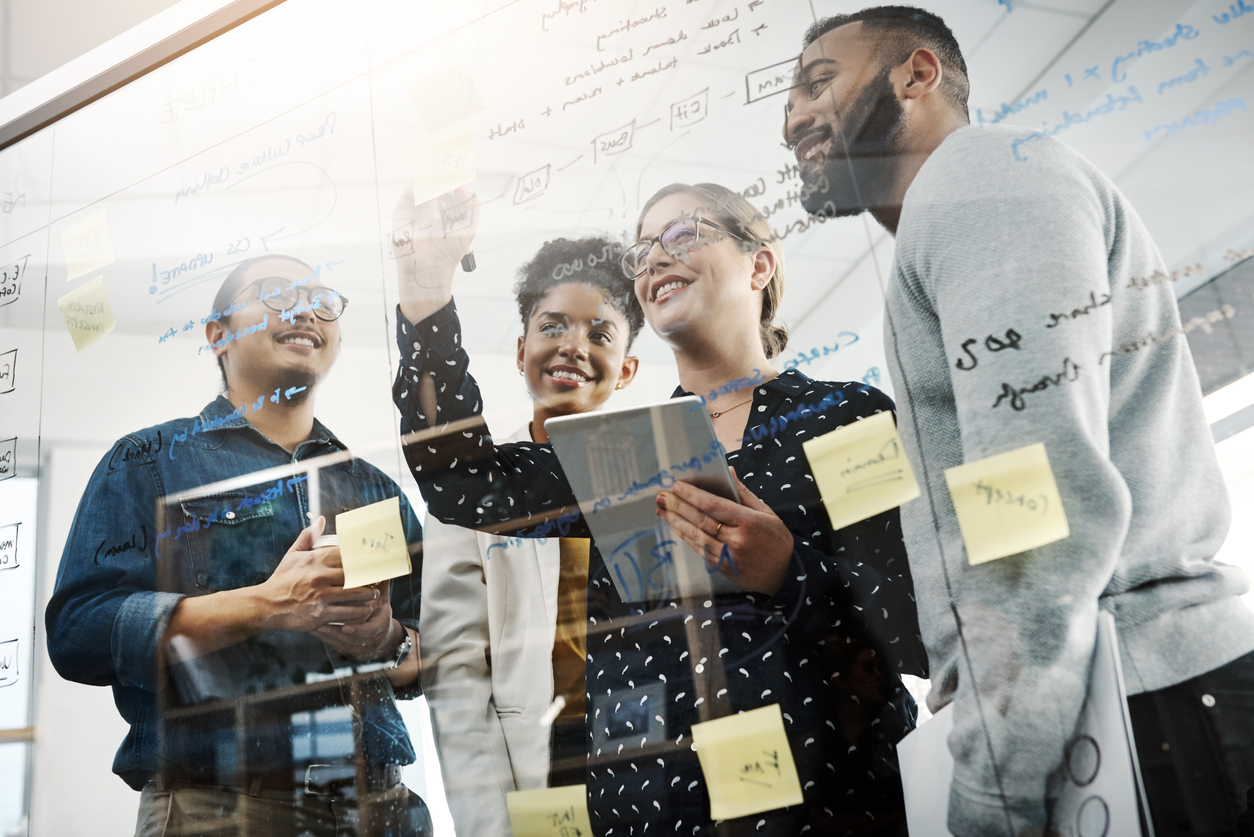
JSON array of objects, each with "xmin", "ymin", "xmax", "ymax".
[
  {"xmin": 518, "ymin": 282, "xmax": 638, "ymax": 421},
  {"xmin": 207, "ymin": 256, "xmax": 340, "ymax": 401},
  {"xmin": 784, "ymin": 22, "xmax": 907, "ymax": 218},
  {"xmin": 632, "ymin": 192, "xmax": 770, "ymax": 352}
]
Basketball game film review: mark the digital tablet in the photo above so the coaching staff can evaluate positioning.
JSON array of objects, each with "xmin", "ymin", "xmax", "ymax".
[{"xmin": 545, "ymin": 395, "xmax": 744, "ymax": 603}]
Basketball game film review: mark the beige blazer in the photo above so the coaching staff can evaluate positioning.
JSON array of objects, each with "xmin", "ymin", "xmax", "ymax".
[{"xmin": 419, "ymin": 425, "xmax": 562, "ymax": 837}]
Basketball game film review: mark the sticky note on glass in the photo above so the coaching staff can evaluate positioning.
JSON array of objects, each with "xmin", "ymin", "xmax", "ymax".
[
  {"xmin": 506, "ymin": 784, "xmax": 593, "ymax": 837},
  {"xmin": 335, "ymin": 496, "xmax": 412, "ymax": 588},
  {"xmin": 412, "ymin": 124, "xmax": 476, "ymax": 206},
  {"xmin": 408, "ymin": 63, "xmax": 487, "ymax": 132},
  {"xmin": 944, "ymin": 442, "xmax": 1069, "ymax": 565},
  {"xmin": 691, "ymin": 704, "xmax": 804, "ymax": 821},
  {"xmin": 61, "ymin": 210, "xmax": 114, "ymax": 281},
  {"xmin": 57, "ymin": 276, "xmax": 116, "ymax": 353},
  {"xmin": 802, "ymin": 411, "xmax": 920, "ymax": 530}
]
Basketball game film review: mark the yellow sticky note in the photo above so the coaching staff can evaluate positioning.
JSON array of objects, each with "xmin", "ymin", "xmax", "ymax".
[
  {"xmin": 945, "ymin": 442, "xmax": 1070, "ymax": 565},
  {"xmin": 57, "ymin": 276, "xmax": 116, "ymax": 353},
  {"xmin": 335, "ymin": 496, "xmax": 412, "ymax": 588},
  {"xmin": 412, "ymin": 124, "xmax": 476, "ymax": 206},
  {"xmin": 408, "ymin": 63, "xmax": 487, "ymax": 132},
  {"xmin": 62, "ymin": 210, "xmax": 114, "ymax": 281},
  {"xmin": 691, "ymin": 704, "xmax": 804, "ymax": 821},
  {"xmin": 802, "ymin": 411, "xmax": 920, "ymax": 530},
  {"xmin": 506, "ymin": 785, "xmax": 593, "ymax": 837}
]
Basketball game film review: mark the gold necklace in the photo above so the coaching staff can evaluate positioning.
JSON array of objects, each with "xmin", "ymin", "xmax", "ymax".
[{"xmin": 709, "ymin": 397, "xmax": 753, "ymax": 419}]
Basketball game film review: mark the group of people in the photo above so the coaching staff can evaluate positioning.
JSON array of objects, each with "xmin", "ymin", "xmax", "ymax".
[{"xmin": 44, "ymin": 5, "xmax": 1254, "ymax": 837}]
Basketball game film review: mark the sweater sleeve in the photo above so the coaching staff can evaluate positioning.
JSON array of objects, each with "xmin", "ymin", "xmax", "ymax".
[{"xmin": 898, "ymin": 135, "xmax": 1135, "ymax": 836}]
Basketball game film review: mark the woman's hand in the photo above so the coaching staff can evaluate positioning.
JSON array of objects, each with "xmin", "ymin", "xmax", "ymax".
[
  {"xmin": 392, "ymin": 184, "xmax": 480, "ymax": 323},
  {"xmin": 655, "ymin": 468, "xmax": 794, "ymax": 596}
]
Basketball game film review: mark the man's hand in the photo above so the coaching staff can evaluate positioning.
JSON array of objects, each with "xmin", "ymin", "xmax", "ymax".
[
  {"xmin": 393, "ymin": 185, "xmax": 480, "ymax": 324},
  {"xmin": 258, "ymin": 517, "xmax": 381, "ymax": 633},
  {"xmin": 316, "ymin": 580, "xmax": 397, "ymax": 660},
  {"xmin": 655, "ymin": 468, "xmax": 794, "ymax": 596}
]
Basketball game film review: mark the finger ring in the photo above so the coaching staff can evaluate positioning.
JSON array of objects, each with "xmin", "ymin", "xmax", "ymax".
[{"xmin": 713, "ymin": 522, "xmax": 724, "ymax": 539}]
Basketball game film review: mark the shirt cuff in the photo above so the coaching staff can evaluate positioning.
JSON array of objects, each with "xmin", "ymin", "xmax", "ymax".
[
  {"xmin": 395, "ymin": 299, "xmax": 463, "ymax": 364},
  {"xmin": 111, "ymin": 590, "xmax": 185, "ymax": 692},
  {"xmin": 948, "ymin": 777, "xmax": 1047, "ymax": 837}
]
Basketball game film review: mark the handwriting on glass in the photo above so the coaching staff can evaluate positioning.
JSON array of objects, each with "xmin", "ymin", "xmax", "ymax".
[
  {"xmin": 94, "ymin": 526, "xmax": 148, "ymax": 565},
  {"xmin": 954, "ymin": 329, "xmax": 1022, "ymax": 372},
  {"xmin": 0, "ymin": 348, "xmax": 16, "ymax": 394},
  {"xmin": 1100, "ymin": 304, "xmax": 1237, "ymax": 364},
  {"xmin": 782, "ymin": 332, "xmax": 860, "ymax": 371},
  {"xmin": 992, "ymin": 357, "xmax": 1081, "ymax": 411},
  {"xmin": 0, "ymin": 639, "xmax": 18, "ymax": 688},
  {"xmin": 514, "ymin": 165, "xmax": 551, "ymax": 205},
  {"xmin": 743, "ymin": 391, "xmax": 839, "ymax": 443},
  {"xmin": 0, "ymin": 437, "xmax": 15, "ymax": 482},
  {"xmin": 670, "ymin": 88, "xmax": 708, "ymax": 130},
  {"xmin": 1046, "ymin": 292, "xmax": 1111, "ymax": 328},
  {"xmin": 0, "ymin": 522, "xmax": 18, "ymax": 570},
  {"xmin": 0, "ymin": 256, "xmax": 29, "ymax": 308},
  {"xmin": 592, "ymin": 120, "xmax": 635, "ymax": 161},
  {"xmin": 154, "ymin": 476, "xmax": 309, "ymax": 553}
]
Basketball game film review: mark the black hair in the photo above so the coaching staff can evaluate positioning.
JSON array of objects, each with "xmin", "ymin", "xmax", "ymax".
[
  {"xmin": 513, "ymin": 237, "xmax": 644, "ymax": 350},
  {"xmin": 803, "ymin": 6, "xmax": 970, "ymax": 115},
  {"xmin": 209, "ymin": 254, "xmax": 315, "ymax": 391}
]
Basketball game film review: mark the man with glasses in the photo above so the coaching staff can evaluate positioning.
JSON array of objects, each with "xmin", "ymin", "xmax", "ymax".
[{"xmin": 47, "ymin": 254, "xmax": 432, "ymax": 836}]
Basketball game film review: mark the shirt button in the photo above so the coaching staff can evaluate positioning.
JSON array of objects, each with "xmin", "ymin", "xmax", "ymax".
[
  {"xmin": 1202, "ymin": 694, "xmax": 1216, "ymax": 707},
  {"xmin": 224, "ymin": 511, "xmax": 236, "ymax": 520}
]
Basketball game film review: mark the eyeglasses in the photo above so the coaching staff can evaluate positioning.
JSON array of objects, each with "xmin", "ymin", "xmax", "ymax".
[
  {"xmin": 233, "ymin": 276, "xmax": 349, "ymax": 321},
  {"xmin": 621, "ymin": 216, "xmax": 749, "ymax": 278}
]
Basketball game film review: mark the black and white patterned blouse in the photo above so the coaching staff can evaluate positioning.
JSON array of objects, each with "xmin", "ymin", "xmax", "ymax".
[{"xmin": 393, "ymin": 301, "xmax": 928, "ymax": 837}]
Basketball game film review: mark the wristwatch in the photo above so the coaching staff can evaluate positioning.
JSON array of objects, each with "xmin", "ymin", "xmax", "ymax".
[{"xmin": 387, "ymin": 626, "xmax": 414, "ymax": 670}]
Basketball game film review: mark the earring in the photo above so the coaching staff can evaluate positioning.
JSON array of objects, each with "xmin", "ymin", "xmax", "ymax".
[{"xmin": 518, "ymin": 368, "xmax": 524, "ymax": 376}]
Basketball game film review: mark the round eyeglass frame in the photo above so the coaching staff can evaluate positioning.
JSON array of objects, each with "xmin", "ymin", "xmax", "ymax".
[
  {"xmin": 233, "ymin": 276, "xmax": 350, "ymax": 321},
  {"xmin": 621, "ymin": 216, "xmax": 749, "ymax": 278}
]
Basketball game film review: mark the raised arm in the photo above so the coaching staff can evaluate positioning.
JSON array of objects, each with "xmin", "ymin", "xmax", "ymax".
[{"xmin": 390, "ymin": 189, "xmax": 590, "ymax": 539}]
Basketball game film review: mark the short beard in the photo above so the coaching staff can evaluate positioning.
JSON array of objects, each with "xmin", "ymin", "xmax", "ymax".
[
  {"xmin": 272, "ymin": 368, "xmax": 316, "ymax": 406},
  {"xmin": 799, "ymin": 68, "xmax": 906, "ymax": 219}
]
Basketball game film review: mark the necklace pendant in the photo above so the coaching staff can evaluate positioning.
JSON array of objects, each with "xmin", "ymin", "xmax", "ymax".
[{"xmin": 711, "ymin": 410, "xmax": 721, "ymax": 418}]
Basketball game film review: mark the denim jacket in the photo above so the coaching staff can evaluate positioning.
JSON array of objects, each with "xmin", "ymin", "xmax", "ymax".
[{"xmin": 45, "ymin": 396, "xmax": 424, "ymax": 790}]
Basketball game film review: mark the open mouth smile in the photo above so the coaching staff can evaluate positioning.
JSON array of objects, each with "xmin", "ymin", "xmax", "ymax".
[
  {"xmin": 794, "ymin": 128, "xmax": 831, "ymax": 164},
  {"xmin": 276, "ymin": 331, "xmax": 322, "ymax": 349},
  {"xmin": 650, "ymin": 275, "xmax": 693, "ymax": 303},
  {"xmin": 546, "ymin": 366, "xmax": 594, "ymax": 387}
]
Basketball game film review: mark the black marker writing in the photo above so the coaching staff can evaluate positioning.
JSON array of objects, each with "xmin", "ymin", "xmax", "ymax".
[
  {"xmin": 991, "ymin": 357, "xmax": 1081, "ymax": 411},
  {"xmin": 1046, "ymin": 291, "xmax": 1111, "ymax": 328}
]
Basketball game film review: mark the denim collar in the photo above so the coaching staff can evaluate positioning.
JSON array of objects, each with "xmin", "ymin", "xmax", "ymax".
[{"xmin": 196, "ymin": 395, "xmax": 344, "ymax": 451}]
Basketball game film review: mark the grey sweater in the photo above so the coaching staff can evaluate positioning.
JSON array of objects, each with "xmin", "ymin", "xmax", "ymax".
[{"xmin": 883, "ymin": 124, "xmax": 1254, "ymax": 836}]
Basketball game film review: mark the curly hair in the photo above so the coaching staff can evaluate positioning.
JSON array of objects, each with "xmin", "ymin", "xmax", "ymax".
[{"xmin": 513, "ymin": 236, "xmax": 645, "ymax": 349}]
